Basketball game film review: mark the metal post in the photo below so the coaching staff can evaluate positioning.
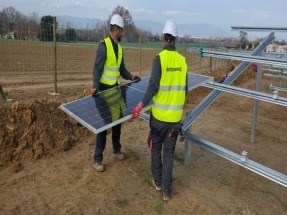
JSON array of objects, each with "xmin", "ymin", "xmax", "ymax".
[
  {"xmin": 209, "ymin": 48, "xmax": 213, "ymax": 73},
  {"xmin": 139, "ymin": 32, "xmax": 142, "ymax": 77},
  {"xmin": 251, "ymin": 63, "xmax": 262, "ymax": 143},
  {"xmin": 184, "ymin": 41, "xmax": 187, "ymax": 58},
  {"xmin": 184, "ymin": 112, "xmax": 192, "ymax": 165},
  {"xmin": 103, "ymin": 26, "xmax": 106, "ymax": 40},
  {"xmin": 53, "ymin": 16, "xmax": 58, "ymax": 94}
]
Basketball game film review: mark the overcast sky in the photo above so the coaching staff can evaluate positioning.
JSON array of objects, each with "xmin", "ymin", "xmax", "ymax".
[{"xmin": 2, "ymin": 0, "xmax": 287, "ymax": 37}]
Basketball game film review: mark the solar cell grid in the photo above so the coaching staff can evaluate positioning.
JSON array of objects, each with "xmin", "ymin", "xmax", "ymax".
[{"xmin": 59, "ymin": 73, "xmax": 213, "ymax": 134}]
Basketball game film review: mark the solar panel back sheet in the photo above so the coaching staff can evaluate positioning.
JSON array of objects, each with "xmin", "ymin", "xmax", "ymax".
[{"xmin": 59, "ymin": 73, "xmax": 213, "ymax": 134}]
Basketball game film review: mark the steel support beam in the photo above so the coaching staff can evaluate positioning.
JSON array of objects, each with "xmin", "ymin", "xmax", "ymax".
[
  {"xmin": 268, "ymin": 84, "xmax": 287, "ymax": 92},
  {"xmin": 184, "ymin": 132, "xmax": 287, "ymax": 188},
  {"xmin": 182, "ymin": 32, "xmax": 275, "ymax": 131},
  {"xmin": 202, "ymin": 82, "xmax": 287, "ymax": 106},
  {"xmin": 251, "ymin": 63, "xmax": 262, "ymax": 143},
  {"xmin": 201, "ymin": 51, "xmax": 287, "ymax": 68},
  {"xmin": 231, "ymin": 26, "xmax": 287, "ymax": 32}
]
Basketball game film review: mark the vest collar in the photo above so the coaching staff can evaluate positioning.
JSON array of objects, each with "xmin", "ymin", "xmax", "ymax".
[
  {"xmin": 163, "ymin": 43, "xmax": 176, "ymax": 51},
  {"xmin": 109, "ymin": 34, "xmax": 119, "ymax": 44}
]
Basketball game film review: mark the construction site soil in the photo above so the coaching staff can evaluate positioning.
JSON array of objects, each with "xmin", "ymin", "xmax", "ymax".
[{"xmin": 0, "ymin": 66, "xmax": 287, "ymax": 215}]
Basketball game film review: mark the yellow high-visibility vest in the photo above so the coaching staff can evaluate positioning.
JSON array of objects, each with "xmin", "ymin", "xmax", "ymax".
[
  {"xmin": 100, "ymin": 37, "xmax": 122, "ymax": 85},
  {"xmin": 152, "ymin": 49, "xmax": 187, "ymax": 122}
]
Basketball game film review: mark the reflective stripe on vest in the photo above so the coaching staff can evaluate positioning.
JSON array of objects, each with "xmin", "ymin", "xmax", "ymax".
[
  {"xmin": 100, "ymin": 37, "xmax": 122, "ymax": 85},
  {"xmin": 152, "ymin": 49, "xmax": 187, "ymax": 122}
]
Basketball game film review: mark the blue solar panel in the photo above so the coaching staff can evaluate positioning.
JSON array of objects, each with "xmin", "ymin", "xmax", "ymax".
[{"xmin": 59, "ymin": 73, "xmax": 213, "ymax": 134}]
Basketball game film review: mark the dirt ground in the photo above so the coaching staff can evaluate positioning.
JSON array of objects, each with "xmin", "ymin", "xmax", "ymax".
[{"xmin": 0, "ymin": 66, "xmax": 287, "ymax": 215}]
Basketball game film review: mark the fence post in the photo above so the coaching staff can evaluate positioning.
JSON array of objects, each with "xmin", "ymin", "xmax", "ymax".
[
  {"xmin": 50, "ymin": 16, "xmax": 59, "ymax": 95},
  {"xmin": 184, "ymin": 41, "xmax": 187, "ymax": 58},
  {"xmin": 103, "ymin": 26, "xmax": 106, "ymax": 40},
  {"xmin": 139, "ymin": 32, "xmax": 142, "ymax": 77},
  {"xmin": 209, "ymin": 48, "xmax": 212, "ymax": 73}
]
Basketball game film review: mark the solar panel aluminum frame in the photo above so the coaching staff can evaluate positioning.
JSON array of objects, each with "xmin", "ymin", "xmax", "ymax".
[{"xmin": 59, "ymin": 73, "xmax": 213, "ymax": 134}]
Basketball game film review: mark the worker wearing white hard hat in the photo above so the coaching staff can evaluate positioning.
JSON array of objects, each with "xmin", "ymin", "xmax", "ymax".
[
  {"xmin": 162, "ymin": 19, "xmax": 178, "ymax": 37},
  {"xmin": 91, "ymin": 13, "xmax": 141, "ymax": 172},
  {"xmin": 110, "ymin": 14, "xmax": 124, "ymax": 29},
  {"xmin": 132, "ymin": 19, "xmax": 187, "ymax": 201},
  {"xmin": 109, "ymin": 14, "xmax": 125, "ymax": 43}
]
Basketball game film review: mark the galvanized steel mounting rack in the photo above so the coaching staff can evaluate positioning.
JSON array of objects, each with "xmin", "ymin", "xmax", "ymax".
[{"xmin": 182, "ymin": 28, "xmax": 287, "ymax": 188}]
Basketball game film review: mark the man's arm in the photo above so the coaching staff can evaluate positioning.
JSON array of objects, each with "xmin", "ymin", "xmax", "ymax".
[
  {"xmin": 119, "ymin": 53, "xmax": 133, "ymax": 81},
  {"xmin": 92, "ymin": 42, "xmax": 106, "ymax": 91},
  {"xmin": 142, "ymin": 55, "xmax": 161, "ymax": 106},
  {"xmin": 131, "ymin": 55, "xmax": 161, "ymax": 118}
]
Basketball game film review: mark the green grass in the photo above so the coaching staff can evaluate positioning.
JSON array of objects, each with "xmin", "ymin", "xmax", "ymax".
[
  {"xmin": 152, "ymin": 199, "xmax": 164, "ymax": 214},
  {"xmin": 142, "ymin": 175, "xmax": 152, "ymax": 186},
  {"xmin": 4, "ymin": 91, "xmax": 8, "ymax": 98},
  {"xmin": 116, "ymin": 196, "xmax": 128, "ymax": 208},
  {"xmin": 220, "ymin": 176, "xmax": 231, "ymax": 186},
  {"xmin": 260, "ymin": 188, "xmax": 271, "ymax": 195},
  {"xmin": 174, "ymin": 152, "xmax": 184, "ymax": 164}
]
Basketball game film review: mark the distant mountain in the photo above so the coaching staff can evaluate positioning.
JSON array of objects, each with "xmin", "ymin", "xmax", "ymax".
[
  {"xmin": 57, "ymin": 15, "xmax": 232, "ymax": 38},
  {"xmin": 134, "ymin": 19, "xmax": 233, "ymax": 38},
  {"xmin": 134, "ymin": 19, "xmax": 162, "ymax": 35},
  {"xmin": 178, "ymin": 23, "xmax": 233, "ymax": 38},
  {"xmin": 57, "ymin": 15, "xmax": 103, "ymax": 29}
]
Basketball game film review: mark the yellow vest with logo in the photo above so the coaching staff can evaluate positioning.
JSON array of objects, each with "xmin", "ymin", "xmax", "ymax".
[
  {"xmin": 100, "ymin": 37, "xmax": 122, "ymax": 85},
  {"xmin": 101, "ymin": 87, "xmax": 126, "ymax": 121},
  {"xmin": 152, "ymin": 50, "xmax": 187, "ymax": 122}
]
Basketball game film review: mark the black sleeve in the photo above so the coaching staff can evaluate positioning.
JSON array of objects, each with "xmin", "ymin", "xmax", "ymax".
[
  {"xmin": 93, "ymin": 42, "xmax": 106, "ymax": 90},
  {"xmin": 119, "ymin": 52, "xmax": 133, "ymax": 81},
  {"xmin": 142, "ymin": 55, "xmax": 161, "ymax": 106},
  {"xmin": 185, "ymin": 73, "xmax": 188, "ymax": 95}
]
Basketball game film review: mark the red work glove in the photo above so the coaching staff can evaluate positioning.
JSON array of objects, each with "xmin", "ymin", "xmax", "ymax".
[
  {"xmin": 178, "ymin": 128, "xmax": 185, "ymax": 142},
  {"xmin": 131, "ymin": 75, "xmax": 141, "ymax": 82},
  {"xmin": 90, "ymin": 88, "xmax": 98, "ymax": 95},
  {"xmin": 178, "ymin": 122, "xmax": 185, "ymax": 142},
  {"xmin": 250, "ymin": 63, "xmax": 257, "ymax": 73},
  {"xmin": 132, "ymin": 102, "xmax": 143, "ymax": 119}
]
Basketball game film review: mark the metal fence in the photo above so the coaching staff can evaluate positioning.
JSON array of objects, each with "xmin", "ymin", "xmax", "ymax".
[{"xmin": 0, "ymin": 17, "xmax": 229, "ymax": 98}]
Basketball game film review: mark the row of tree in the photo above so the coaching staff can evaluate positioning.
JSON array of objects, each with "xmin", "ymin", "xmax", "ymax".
[
  {"xmin": 4, "ymin": 5, "xmax": 284, "ymax": 47},
  {"xmin": 0, "ymin": 6, "xmax": 162, "ymax": 43},
  {"xmin": 0, "ymin": 7, "xmax": 39, "ymax": 40}
]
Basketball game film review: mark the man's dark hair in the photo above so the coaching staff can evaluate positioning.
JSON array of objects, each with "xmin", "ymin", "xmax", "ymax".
[
  {"xmin": 164, "ymin": 34, "xmax": 176, "ymax": 43},
  {"xmin": 110, "ymin": 24, "xmax": 117, "ymax": 31},
  {"xmin": 110, "ymin": 24, "xmax": 123, "ymax": 31}
]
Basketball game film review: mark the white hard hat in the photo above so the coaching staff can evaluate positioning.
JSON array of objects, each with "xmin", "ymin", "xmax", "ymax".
[
  {"xmin": 110, "ymin": 14, "xmax": 124, "ymax": 29},
  {"xmin": 163, "ymin": 19, "xmax": 177, "ymax": 37}
]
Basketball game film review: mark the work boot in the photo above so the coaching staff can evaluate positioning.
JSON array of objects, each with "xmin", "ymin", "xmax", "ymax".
[
  {"xmin": 152, "ymin": 179, "xmax": 162, "ymax": 191},
  {"xmin": 162, "ymin": 192, "xmax": 170, "ymax": 201},
  {"xmin": 113, "ymin": 151, "xmax": 124, "ymax": 160},
  {"xmin": 93, "ymin": 161, "xmax": 105, "ymax": 172}
]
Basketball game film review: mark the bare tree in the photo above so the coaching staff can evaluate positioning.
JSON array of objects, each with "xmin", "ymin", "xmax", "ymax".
[
  {"xmin": 108, "ymin": 6, "xmax": 137, "ymax": 42},
  {"xmin": 239, "ymin": 31, "xmax": 248, "ymax": 49},
  {"xmin": 2, "ymin": 6, "xmax": 21, "ymax": 33},
  {"xmin": 27, "ymin": 12, "xmax": 40, "ymax": 40},
  {"xmin": 0, "ymin": 11, "xmax": 6, "ymax": 34},
  {"xmin": 14, "ymin": 13, "xmax": 27, "ymax": 39}
]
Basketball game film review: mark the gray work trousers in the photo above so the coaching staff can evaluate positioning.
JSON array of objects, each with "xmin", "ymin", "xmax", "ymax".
[{"xmin": 148, "ymin": 114, "xmax": 182, "ymax": 195}]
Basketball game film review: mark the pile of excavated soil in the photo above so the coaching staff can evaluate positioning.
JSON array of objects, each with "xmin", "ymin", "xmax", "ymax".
[{"xmin": 0, "ymin": 99, "xmax": 89, "ymax": 172}]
